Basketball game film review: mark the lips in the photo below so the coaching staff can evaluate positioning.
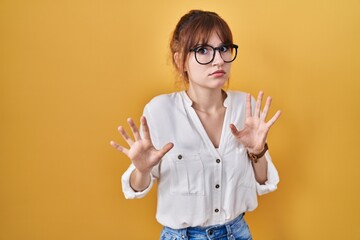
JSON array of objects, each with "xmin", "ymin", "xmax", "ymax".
[{"xmin": 210, "ymin": 70, "xmax": 226, "ymax": 76}]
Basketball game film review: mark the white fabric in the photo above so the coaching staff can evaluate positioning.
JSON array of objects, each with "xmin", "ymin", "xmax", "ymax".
[{"xmin": 121, "ymin": 90, "xmax": 279, "ymax": 229}]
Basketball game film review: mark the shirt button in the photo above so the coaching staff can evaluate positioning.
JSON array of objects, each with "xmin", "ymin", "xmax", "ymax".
[
  {"xmin": 215, "ymin": 184, "xmax": 220, "ymax": 189},
  {"xmin": 178, "ymin": 155, "xmax": 182, "ymax": 160},
  {"xmin": 208, "ymin": 230, "xmax": 213, "ymax": 235},
  {"xmin": 214, "ymin": 208, "xmax": 219, "ymax": 213},
  {"xmin": 216, "ymin": 159, "xmax": 221, "ymax": 163}
]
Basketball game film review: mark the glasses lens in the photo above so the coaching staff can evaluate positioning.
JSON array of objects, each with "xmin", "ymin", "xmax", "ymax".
[
  {"xmin": 220, "ymin": 45, "xmax": 237, "ymax": 63},
  {"xmin": 194, "ymin": 46, "xmax": 214, "ymax": 64},
  {"xmin": 193, "ymin": 45, "xmax": 237, "ymax": 64}
]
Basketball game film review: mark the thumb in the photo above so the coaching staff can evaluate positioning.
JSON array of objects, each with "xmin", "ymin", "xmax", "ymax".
[
  {"xmin": 229, "ymin": 124, "xmax": 238, "ymax": 135},
  {"xmin": 158, "ymin": 142, "xmax": 174, "ymax": 156}
]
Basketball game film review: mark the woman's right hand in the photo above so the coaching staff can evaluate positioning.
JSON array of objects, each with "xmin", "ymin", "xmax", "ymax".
[{"xmin": 110, "ymin": 116, "xmax": 174, "ymax": 175}]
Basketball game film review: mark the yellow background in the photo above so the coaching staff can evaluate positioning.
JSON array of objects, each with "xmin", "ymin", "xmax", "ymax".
[{"xmin": 1, "ymin": 0, "xmax": 359, "ymax": 239}]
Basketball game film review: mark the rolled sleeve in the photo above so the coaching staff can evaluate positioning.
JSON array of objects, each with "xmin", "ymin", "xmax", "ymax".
[
  {"xmin": 121, "ymin": 164, "xmax": 156, "ymax": 199},
  {"xmin": 256, "ymin": 152, "xmax": 280, "ymax": 196}
]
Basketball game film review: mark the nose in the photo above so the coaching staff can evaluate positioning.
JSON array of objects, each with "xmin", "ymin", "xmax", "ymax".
[{"xmin": 212, "ymin": 49, "xmax": 224, "ymax": 65}]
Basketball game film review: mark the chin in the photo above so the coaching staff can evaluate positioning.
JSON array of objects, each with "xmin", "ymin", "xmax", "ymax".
[{"xmin": 212, "ymin": 78, "xmax": 228, "ymax": 88}]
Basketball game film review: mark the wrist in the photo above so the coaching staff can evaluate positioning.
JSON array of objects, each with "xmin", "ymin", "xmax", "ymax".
[
  {"xmin": 130, "ymin": 169, "xmax": 152, "ymax": 192},
  {"xmin": 247, "ymin": 145, "xmax": 265, "ymax": 155},
  {"xmin": 134, "ymin": 168, "xmax": 151, "ymax": 177},
  {"xmin": 247, "ymin": 143, "xmax": 268, "ymax": 163}
]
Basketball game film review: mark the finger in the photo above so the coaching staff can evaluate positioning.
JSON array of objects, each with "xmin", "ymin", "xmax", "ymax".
[
  {"xmin": 254, "ymin": 91, "xmax": 264, "ymax": 117},
  {"xmin": 118, "ymin": 125, "xmax": 134, "ymax": 145},
  {"xmin": 245, "ymin": 93, "xmax": 252, "ymax": 118},
  {"xmin": 127, "ymin": 118, "xmax": 141, "ymax": 141},
  {"xmin": 158, "ymin": 142, "xmax": 174, "ymax": 157},
  {"xmin": 260, "ymin": 96, "xmax": 272, "ymax": 120},
  {"xmin": 229, "ymin": 124, "xmax": 239, "ymax": 136},
  {"xmin": 141, "ymin": 116, "xmax": 151, "ymax": 140},
  {"xmin": 110, "ymin": 140, "xmax": 130, "ymax": 156},
  {"xmin": 266, "ymin": 110, "xmax": 281, "ymax": 127}
]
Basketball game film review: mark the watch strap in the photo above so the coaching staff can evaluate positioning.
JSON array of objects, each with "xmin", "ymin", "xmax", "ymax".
[{"xmin": 247, "ymin": 143, "xmax": 268, "ymax": 163}]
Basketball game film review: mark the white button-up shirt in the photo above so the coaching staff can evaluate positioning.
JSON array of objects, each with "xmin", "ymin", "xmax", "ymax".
[{"xmin": 122, "ymin": 91, "xmax": 279, "ymax": 229}]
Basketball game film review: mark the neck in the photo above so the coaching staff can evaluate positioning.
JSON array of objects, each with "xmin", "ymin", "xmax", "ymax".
[{"xmin": 186, "ymin": 87, "xmax": 226, "ymax": 113}]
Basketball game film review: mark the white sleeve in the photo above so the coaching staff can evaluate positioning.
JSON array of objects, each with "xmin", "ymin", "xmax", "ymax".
[
  {"xmin": 256, "ymin": 151, "xmax": 280, "ymax": 195},
  {"xmin": 121, "ymin": 164, "xmax": 156, "ymax": 199}
]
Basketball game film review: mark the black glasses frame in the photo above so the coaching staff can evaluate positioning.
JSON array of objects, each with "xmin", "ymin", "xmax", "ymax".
[{"xmin": 189, "ymin": 44, "xmax": 238, "ymax": 65}]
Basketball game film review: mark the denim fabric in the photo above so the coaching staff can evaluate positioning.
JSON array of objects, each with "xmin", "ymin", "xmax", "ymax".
[{"xmin": 160, "ymin": 214, "xmax": 252, "ymax": 240}]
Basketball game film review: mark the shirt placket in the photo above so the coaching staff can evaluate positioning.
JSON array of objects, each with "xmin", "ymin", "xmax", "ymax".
[
  {"xmin": 211, "ymin": 102, "xmax": 231, "ymax": 222},
  {"xmin": 212, "ymin": 154, "xmax": 223, "ymax": 222},
  {"xmin": 182, "ymin": 91, "xmax": 232, "ymax": 224},
  {"xmin": 187, "ymin": 110, "xmax": 222, "ymax": 220}
]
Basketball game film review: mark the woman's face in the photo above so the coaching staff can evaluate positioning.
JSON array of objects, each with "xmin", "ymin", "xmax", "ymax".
[{"xmin": 185, "ymin": 32, "xmax": 232, "ymax": 91}]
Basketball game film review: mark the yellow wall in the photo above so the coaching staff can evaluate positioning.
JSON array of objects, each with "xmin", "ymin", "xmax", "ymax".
[{"xmin": 1, "ymin": 0, "xmax": 359, "ymax": 239}]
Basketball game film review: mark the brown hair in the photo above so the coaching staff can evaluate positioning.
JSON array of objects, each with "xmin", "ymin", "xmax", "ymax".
[{"xmin": 170, "ymin": 10, "xmax": 234, "ymax": 85}]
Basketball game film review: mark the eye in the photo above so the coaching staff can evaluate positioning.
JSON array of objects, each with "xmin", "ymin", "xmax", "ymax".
[
  {"xmin": 195, "ymin": 46, "xmax": 210, "ymax": 55},
  {"xmin": 219, "ymin": 45, "xmax": 229, "ymax": 52}
]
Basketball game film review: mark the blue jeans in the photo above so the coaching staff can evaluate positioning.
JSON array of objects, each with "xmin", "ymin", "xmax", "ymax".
[{"xmin": 160, "ymin": 213, "xmax": 252, "ymax": 240}]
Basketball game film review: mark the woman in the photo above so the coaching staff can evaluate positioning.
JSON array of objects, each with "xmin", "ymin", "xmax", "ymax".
[{"xmin": 111, "ymin": 10, "xmax": 281, "ymax": 240}]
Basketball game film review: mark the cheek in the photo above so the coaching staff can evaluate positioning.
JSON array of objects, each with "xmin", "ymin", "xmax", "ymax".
[
  {"xmin": 186, "ymin": 64, "xmax": 206, "ymax": 80},
  {"xmin": 186, "ymin": 56, "xmax": 208, "ymax": 73},
  {"xmin": 184, "ymin": 55, "xmax": 194, "ymax": 73},
  {"xmin": 227, "ymin": 64, "xmax": 232, "ymax": 73}
]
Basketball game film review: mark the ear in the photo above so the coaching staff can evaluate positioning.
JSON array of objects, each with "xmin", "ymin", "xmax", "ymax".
[{"xmin": 173, "ymin": 52, "xmax": 180, "ymax": 69}]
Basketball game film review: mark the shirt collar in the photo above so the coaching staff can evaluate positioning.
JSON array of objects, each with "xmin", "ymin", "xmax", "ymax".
[{"xmin": 180, "ymin": 90, "xmax": 231, "ymax": 108}]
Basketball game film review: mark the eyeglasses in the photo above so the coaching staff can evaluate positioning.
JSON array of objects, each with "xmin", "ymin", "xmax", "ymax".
[{"xmin": 189, "ymin": 44, "xmax": 238, "ymax": 65}]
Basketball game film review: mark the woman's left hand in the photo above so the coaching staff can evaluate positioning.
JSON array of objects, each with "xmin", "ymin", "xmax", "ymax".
[{"xmin": 230, "ymin": 91, "xmax": 281, "ymax": 154}]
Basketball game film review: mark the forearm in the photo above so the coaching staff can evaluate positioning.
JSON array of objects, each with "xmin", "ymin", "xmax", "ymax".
[
  {"xmin": 251, "ymin": 156, "xmax": 268, "ymax": 185},
  {"xmin": 130, "ymin": 168, "xmax": 151, "ymax": 192}
]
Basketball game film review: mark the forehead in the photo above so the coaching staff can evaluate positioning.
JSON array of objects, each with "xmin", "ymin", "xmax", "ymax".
[
  {"xmin": 201, "ymin": 32, "xmax": 223, "ymax": 46},
  {"xmin": 192, "ymin": 27, "xmax": 229, "ymax": 47}
]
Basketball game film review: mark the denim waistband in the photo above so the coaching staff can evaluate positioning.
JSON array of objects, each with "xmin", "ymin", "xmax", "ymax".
[{"xmin": 162, "ymin": 213, "xmax": 245, "ymax": 239}]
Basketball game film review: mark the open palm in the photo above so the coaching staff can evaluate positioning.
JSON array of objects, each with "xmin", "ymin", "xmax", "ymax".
[
  {"xmin": 110, "ymin": 116, "xmax": 173, "ymax": 174},
  {"xmin": 230, "ymin": 92, "xmax": 281, "ymax": 154}
]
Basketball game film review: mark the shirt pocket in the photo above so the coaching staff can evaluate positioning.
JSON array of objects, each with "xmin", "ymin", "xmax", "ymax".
[{"xmin": 168, "ymin": 153, "xmax": 205, "ymax": 196}]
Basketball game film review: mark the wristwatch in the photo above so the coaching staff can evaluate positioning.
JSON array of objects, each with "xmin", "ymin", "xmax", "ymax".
[{"xmin": 247, "ymin": 143, "xmax": 268, "ymax": 163}]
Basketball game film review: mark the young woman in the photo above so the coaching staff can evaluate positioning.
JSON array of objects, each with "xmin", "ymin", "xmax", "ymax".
[{"xmin": 111, "ymin": 10, "xmax": 281, "ymax": 240}]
